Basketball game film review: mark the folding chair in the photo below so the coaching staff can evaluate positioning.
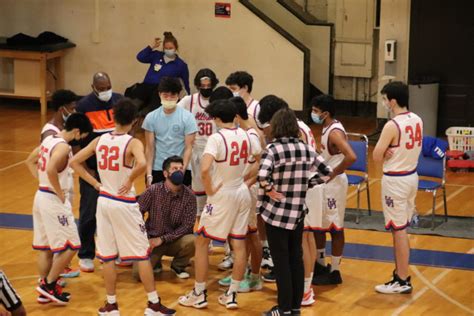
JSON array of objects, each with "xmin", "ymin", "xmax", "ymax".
[
  {"xmin": 346, "ymin": 133, "xmax": 371, "ymax": 224},
  {"xmin": 417, "ymin": 153, "xmax": 448, "ymax": 230}
]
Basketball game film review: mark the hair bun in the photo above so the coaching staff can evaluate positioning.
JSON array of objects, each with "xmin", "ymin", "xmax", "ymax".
[{"xmin": 163, "ymin": 31, "xmax": 173, "ymax": 37}]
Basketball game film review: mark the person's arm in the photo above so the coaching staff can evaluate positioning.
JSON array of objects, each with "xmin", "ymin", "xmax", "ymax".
[
  {"xmin": 244, "ymin": 154, "xmax": 260, "ymax": 187},
  {"xmin": 47, "ymin": 143, "xmax": 70, "ymax": 203},
  {"xmin": 41, "ymin": 130, "xmax": 57, "ymax": 142},
  {"xmin": 144, "ymin": 130, "xmax": 155, "ymax": 187},
  {"xmin": 201, "ymin": 153, "xmax": 222, "ymax": 196},
  {"xmin": 118, "ymin": 139, "xmax": 146, "ymax": 195},
  {"xmin": 69, "ymin": 138, "xmax": 102, "ymax": 190},
  {"xmin": 160, "ymin": 193, "xmax": 197, "ymax": 243},
  {"xmin": 137, "ymin": 186, "xmax": 153, "ymax": 216},
  {"xmin": 329, "ymin": 130, "xmax": 357, "ymax": 176},
  {"xmin": 72, "ymin": 143, "xmax": 97, "ymax": 178},
  {"xmin": 258, "ymin": 148, "xmax": 284, "ymax": 201},
  {"xmin": 25, "ymin": 146, "xmax": 40, "ymax": 179},
  {"xmin": 181, "ymin": 63, "xmax": 190, "ymax": 95},
  {"xmin": 373, "ymin": 121, "xmax": 398, "ymax": 163},
  {"xmin": 136, "ymin": 44, "xmax": 158, "ymax": 63},
  {"xmin": 183, "ymin": 133, "xmax": 195, "ymax": 170}
]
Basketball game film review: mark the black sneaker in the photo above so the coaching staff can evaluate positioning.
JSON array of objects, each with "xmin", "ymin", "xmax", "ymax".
[
  {"xmin": 170, "ymin": 265, "xmax": 190, "ymax": 279},
  {"xmin": 375, "ymin": 272, "xmax": 412, "ymax": 294},
  {"xmin": 145, "ymin": 300, "xmax": 176, "ymax": 315},
  {"xmin": 262, "ymin": 269, "xmax": 276, "ymax": 283},
  {"xmin": 291, "ymin": 308, "xmax": 301, "ymax": 315},
  {"xmin": 312, "ymin": 267, "xmax": 342, "ymax": 285},
  {"xmin": 262, "ymin": 305, "xmax": 291, "ymax": 316},
  {"xmin": 36, "ymin": 278, "xmax": 69, "ymax": 305}
]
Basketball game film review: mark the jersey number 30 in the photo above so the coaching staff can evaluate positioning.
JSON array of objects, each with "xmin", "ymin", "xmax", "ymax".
[
  {"xmin": 229, "ymin": 140, "xmax": 248, "ymax": 166},
  {"xmin": 97, "ymin": 145, "xmax": 120, "ymax": 171},
  {"xmin": 405, "ymin": 123, "xmax": 422, "ymax": 149}
]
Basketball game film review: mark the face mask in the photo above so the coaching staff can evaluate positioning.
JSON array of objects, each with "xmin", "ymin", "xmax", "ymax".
[
  {"xmin": 383, "ymin": 100, "xmax": 392, "ymax": 113},
  {"xmin": 162, "ymin": 99, "xmax": 177, "ymax": 110},
  {"xmin": 169, "ymin": 170, "xmax": 184, "ymax": 185},
  {"xmin": 232, "ymin": 91, "xmax": 240, "ymax": 97},
  {"xmin": 164, "ymin": 49, "xmax": 176, "ymax": 58},
  {"xmin": 97, "ymin": 89, "xmax": 112, "ymax": 102},
  {"xmin": 311, "ymin": 112, "xmax": 324, "ymax": 125},
  {"xmin": 61, "ymin": 107, "xmax": 73, "ymax": 122},
  {"xmin": 200, "ymin": 88, "xmax": 213, "ymax": 98}
]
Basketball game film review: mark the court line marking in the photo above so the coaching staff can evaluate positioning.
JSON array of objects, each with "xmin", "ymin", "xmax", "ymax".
[
  {"xmin": 0, "ymin": 160, "xmax": 26, "ymax": 172},
  {"xmin": 0, "ymin": 149, "xmax": 31, "ymax": 154},
  {"xmin": 421, "ymin": 186, "xmax": 468, "ymax": 216},
  {"xmin": 391, "ymin": 248, "xmax": 474, "ymax": 316}
]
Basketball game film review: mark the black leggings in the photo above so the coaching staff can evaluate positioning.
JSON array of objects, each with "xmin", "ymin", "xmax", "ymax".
[{"xmin": 265, "ymin": 220, "xmax": 305, "ymax": 312}]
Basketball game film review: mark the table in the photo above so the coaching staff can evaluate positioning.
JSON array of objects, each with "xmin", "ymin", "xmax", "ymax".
[{"xmin": 0, "ymin": 38, "xmax": 76, "ymax": 115}]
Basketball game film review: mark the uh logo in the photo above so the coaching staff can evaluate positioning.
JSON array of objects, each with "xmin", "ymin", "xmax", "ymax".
[
  {"xmin": 204, "ymin": 204, "xmax": 213, "ymax": 216},
  {"xmin": 57, "ymin": 215, "xmax": 69, "ymax": 226}
]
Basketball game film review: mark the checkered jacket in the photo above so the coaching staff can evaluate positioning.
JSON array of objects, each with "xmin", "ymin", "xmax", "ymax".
[{"xmin": 258, "ymin": 137, "xmax": 331, "ymax": 230}]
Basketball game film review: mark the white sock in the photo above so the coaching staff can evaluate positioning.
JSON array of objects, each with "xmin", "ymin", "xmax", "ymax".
[
  {"xmin": 195, "ymin": 281, "xmax": 206, "ymax": 295},
  {"xmin": 228, "ymin": 278, "xmax": 241, "ymax": 293},
  {"xmin": 304, "ymin": 273, "xmax": 313, "ymax": 293},
  {"xmin": 261, "ymin": 240, "xmax": 269, "ymax": 248},
  {"xmin": 317, "ymin": 248, "xmax": 326, "ymax": 265},
  {"xmin": 331, "ymin": 256, "xmax": 342, "ymax": 272},
  {"xmin": 106, "ymin": 295, "xmax": 116, "ymax": 304},
  {"xmin": 147, "ymin": 291, "xmax": 159, "ymax": 304}
]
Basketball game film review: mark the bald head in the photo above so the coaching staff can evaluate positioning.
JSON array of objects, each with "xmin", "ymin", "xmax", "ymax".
[{"xmin": 91, "ymin": 72, "xmax": 112, "ymax": 93}]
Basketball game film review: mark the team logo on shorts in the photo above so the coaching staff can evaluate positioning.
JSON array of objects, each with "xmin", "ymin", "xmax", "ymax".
[
  {"xmin": 385, "ymin": 196, "xmax": 394, "ymax": 208},
  {"xmin": 204, "ymin": 204, "xmax": 213, "ymax": 215},
  {"xmin": 327, "ymin": 198, "xmax": 337, "ymax": 210},
  {"xmin": 139, "ymin": 224, "xmax": 147, "ymax": 234},
  {"xmin": 57, "ymin": 215, "xmax": 69, "ymax": 226}
]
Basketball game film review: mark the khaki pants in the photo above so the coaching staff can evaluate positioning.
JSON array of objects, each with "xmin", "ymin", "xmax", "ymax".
[{"xmin": 132, "ymin": 234, "xmax": 195, "ymax": 281}]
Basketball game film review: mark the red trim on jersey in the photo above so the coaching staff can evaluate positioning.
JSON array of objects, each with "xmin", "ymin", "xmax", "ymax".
[
  {"xmin": 51, "ymin": 240, "xmax": 81, "ymax": 254},
  {"xmin": 189, "ymin": 94, "xmax": 194, "ymax": 113},
  {"xmin": 99, "ymin": 191, "xmax": 137, "ymax": 203},
  {"xmin": 123, "ymin": 137, "xmax": 134, "ymax": 169},
  {"xmin": 322, "ymin": 120, "xmax": 340, "ymax": 136},
  {"xmin": 246, "ymin": 98, "xmax": 254, "ymax": 108},
  {"xmin": 383, "ymin": 169, "xmax": 417, "ymax": 176},
  {"xmin": 32, "ymin": 245, "xmax": 51, "ymax": 251},
  {"xmin": 326, "ymin": 127, "xmax": 346, "ymax": 156},
  {"xmin": 39, "ymin": 186, "xmax": 56, "ymax": 195},
  {"xmin": 214, "ymin": 132, "xmax": 228, "ymax": 163},
  {"xmin": 389, "ymin": 119, "xmax": 402, "ymax": 148},
  {"xmin": 197, "ymin": 93, "xmax": 207, "ymax": 110},
  {"xmin": 96, "ymin": 253, "xmax": 119, "ymax": 262},
  {"xmin": 196, "ymin": 226, "xmax": 227, "ymax": 242},
  {"xmin": 49, "ymin": 139, "xmax": 69, "ymax": 173},
  {"xmin": 385, "ymin": 220, "xmax": 409, "ymax": 231}
]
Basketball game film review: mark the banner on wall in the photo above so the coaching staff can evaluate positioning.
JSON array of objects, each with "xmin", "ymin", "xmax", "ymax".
[{"xmin": 215, "ymin": 2, "xmax": 231, "ymax": 18}]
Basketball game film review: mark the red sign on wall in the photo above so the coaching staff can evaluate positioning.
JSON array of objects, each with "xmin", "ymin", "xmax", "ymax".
[{"xmin": 215, "ymin": 2, "xmax": 231, "ymax": 18}]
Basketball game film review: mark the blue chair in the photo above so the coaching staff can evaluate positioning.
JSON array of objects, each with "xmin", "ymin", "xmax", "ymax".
[
  {"xmin": 417, "ymin": 153, "xmax": 447, "ymax": 230},
  {"xmin": 346, "ymin": 133, "xmax": 371, "ymax": 223}
]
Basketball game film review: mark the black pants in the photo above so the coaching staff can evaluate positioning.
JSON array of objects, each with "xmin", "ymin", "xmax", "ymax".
[
  {"xmin": 265, "ymin": 220, "xmax": 305, "ymax": 312},
  {"xmin": 124, "ymin": 82, "xmax": 161, "ymax": 117},
  {"xmin": 78, "ymin": 178, "xmax": 99, "ymax": 259},
  {"xmin": 151, "ymin": 170, "xmax": 192, "ymax": 186}
]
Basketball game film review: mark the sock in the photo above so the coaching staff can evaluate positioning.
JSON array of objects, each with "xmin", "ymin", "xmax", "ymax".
[
  {"xmin": 107, "ymin": 295, "xmax": 117, "ymax": 304},
  {"xmin": 147, "ymin": 291, "xmax": 159, "ymax": 304},
  {"xmin": 228, "ymin": 278, "xmax": 241, "ymax": 293},
  {"xmin": 316, "ymin": 248, "xmax": 326, "ymax": 265},
  {"xmin": 261, "ymin": 240, "xmax": 269, "ymax": 248},
  {"xmin": 194, "ymin": 281, "xmax": 206, "ymax": 295},
  {"xmin": 331, "ymin": 256, "xmax": 342, "ymax": 272},
  {"xmin": 250, "ymin": 273, "xmax": 260, "ymax": 281},
  {"xmin": 304, "ymin": 273, "xmax": 313, "ymax": 293}
]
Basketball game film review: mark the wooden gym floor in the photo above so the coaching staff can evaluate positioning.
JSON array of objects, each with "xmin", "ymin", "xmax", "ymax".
[{"xmin": 0, "ymin": 102, "xmax": 473, "ymax": 315}]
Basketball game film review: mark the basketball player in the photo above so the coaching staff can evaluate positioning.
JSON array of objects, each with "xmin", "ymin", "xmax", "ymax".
[
  {"xmin": 218, "ymin": 97, "xmax": 264, "ymax": 292},
  {"xmin": 25, "ymin": 113, "xmax": 92, "ymax": 305},
  {"xmin": 179, "ymin": 99, "xmax": 257, "ymax": 309},
  {"xmin": 310, "ymin": 95, "xmax": 356, "ymax": 286},
  {"xmin": 178, "ymin": 68, "xmax": 219, "ymax": 219},
  {"xmin": 373, "ymin": 81, "xmax": 422, "ymax": 294},
  {"xmin": 70, "ymin": 99, "xmax": 175, "ymax": 315}
]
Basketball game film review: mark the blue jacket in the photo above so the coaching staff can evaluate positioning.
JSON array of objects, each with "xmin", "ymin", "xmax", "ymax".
[
  {"xmin": 137, "ymin": 46, "xmax": 190, "ymax": 94},
  {"xmin": 422, "ymin": 136, "xmax": 448, "ymax": 159}
]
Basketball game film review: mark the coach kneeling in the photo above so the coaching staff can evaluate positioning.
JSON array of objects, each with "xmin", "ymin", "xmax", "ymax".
[{"xmin": 133, "ymin": 156, "xmax": 196, "ymax": 280}]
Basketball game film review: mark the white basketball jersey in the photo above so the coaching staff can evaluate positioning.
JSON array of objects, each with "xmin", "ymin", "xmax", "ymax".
[
  {"xmin": 244, "ymin": 127, "xmax": 263, "ymax": 168},
  {"xmin": 298, "ymin": 120, "xmax": 317, "ymax": 149},
  {"xmin": 96, "ymin": 132, "xmax": 135, "ymax": 197},
  {"xmin": 321, "ymin": 120, "xmax": 346, "ymax": 170},
  {"xmin": 181, "ymin": 93, "xmax": 215, "ymax": 149},
  {"xmin": 41, "ymin": 123, "xmax": 61, "ymax": 136},
  {"xmin": 383, "ymin": 112, "xmax": 423, "ymax": 174},
  {"xmin": 38, "ymin": 135, "xmax": 71, "ymax": 191},
  {"xmin": 247, "ymin": 99, "xmax": 260, "ymax": 119},
  {"xmin": 204, "ymin": 127, "xmax": 256, "ymax": 189}
]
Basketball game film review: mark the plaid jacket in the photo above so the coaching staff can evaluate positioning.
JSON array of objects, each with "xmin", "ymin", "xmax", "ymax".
[{"xmin": 258, "ymin": 137, "xmax": 331, "ymax": 230}]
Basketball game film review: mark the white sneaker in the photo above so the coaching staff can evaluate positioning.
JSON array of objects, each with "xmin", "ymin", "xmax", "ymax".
[
  {"xmin": 261, "ymin": 247, "xmax": 274, "ymax": 269},
  {"xmin": 375, "ymin": 274, "xmax": 412, "ymax": 294},
  {"xmin": 218, "ymin": 254, "xmax": 234, "ymax": 271},
  {"xmin": 301, "ymin": 288, "xmax": 315, "ymax": 306},
  {"xmin": 218, "ymin": 291, "xmax": 238, "ymax": 309},
  {"xmin": 178, "ymin": 289, "xmax": 208, "ymax": 309},
  {"xmin": 171, "ymin": 266, "xmax": 190, "ymax": 279},
  {"xmin": 79, "ymin": 259, "xmax": 94, "ymax": 272}
]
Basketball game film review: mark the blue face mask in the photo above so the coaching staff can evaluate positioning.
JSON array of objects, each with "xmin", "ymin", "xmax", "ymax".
[
  {"xmin": 311, "ymin": 112, "xmax": 324, "ymax": 125},
  {"xmin": 169, "ymin": 170, "xmax": 184, "ymax": 185}
]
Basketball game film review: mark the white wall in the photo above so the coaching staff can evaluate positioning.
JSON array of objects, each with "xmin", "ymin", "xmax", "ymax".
[{"xmin": 0, "ymin": 0, "xmax": 305, "ymax": 110}]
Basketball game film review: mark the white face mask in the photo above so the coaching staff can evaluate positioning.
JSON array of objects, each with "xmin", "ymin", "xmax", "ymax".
[
  {"xmin": 383, "ymin": 100, "xmax": 391, "ymax": 112},
  {"xmin": 97, "ymin": 89, "xmax": 112, "ymax": 102},
  {"xmin": 232, "ymin": 91, "xmax": 240, "ymax": 97},
  {"xmin": 61, "ymin": 107, "xmax": 73, "ymax": 122},
  {"xmin": 164, "ymin": 49, "xmax": 176, "ymax": 58},
  {"xmin": 162, "ymin": 99, "xmax": 177, "ymax": 110}
]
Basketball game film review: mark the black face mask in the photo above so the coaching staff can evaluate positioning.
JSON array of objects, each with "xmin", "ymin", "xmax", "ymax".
[{"xmin": 200, "ymin": 88, "xmax": 213, "ymax": 98}]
